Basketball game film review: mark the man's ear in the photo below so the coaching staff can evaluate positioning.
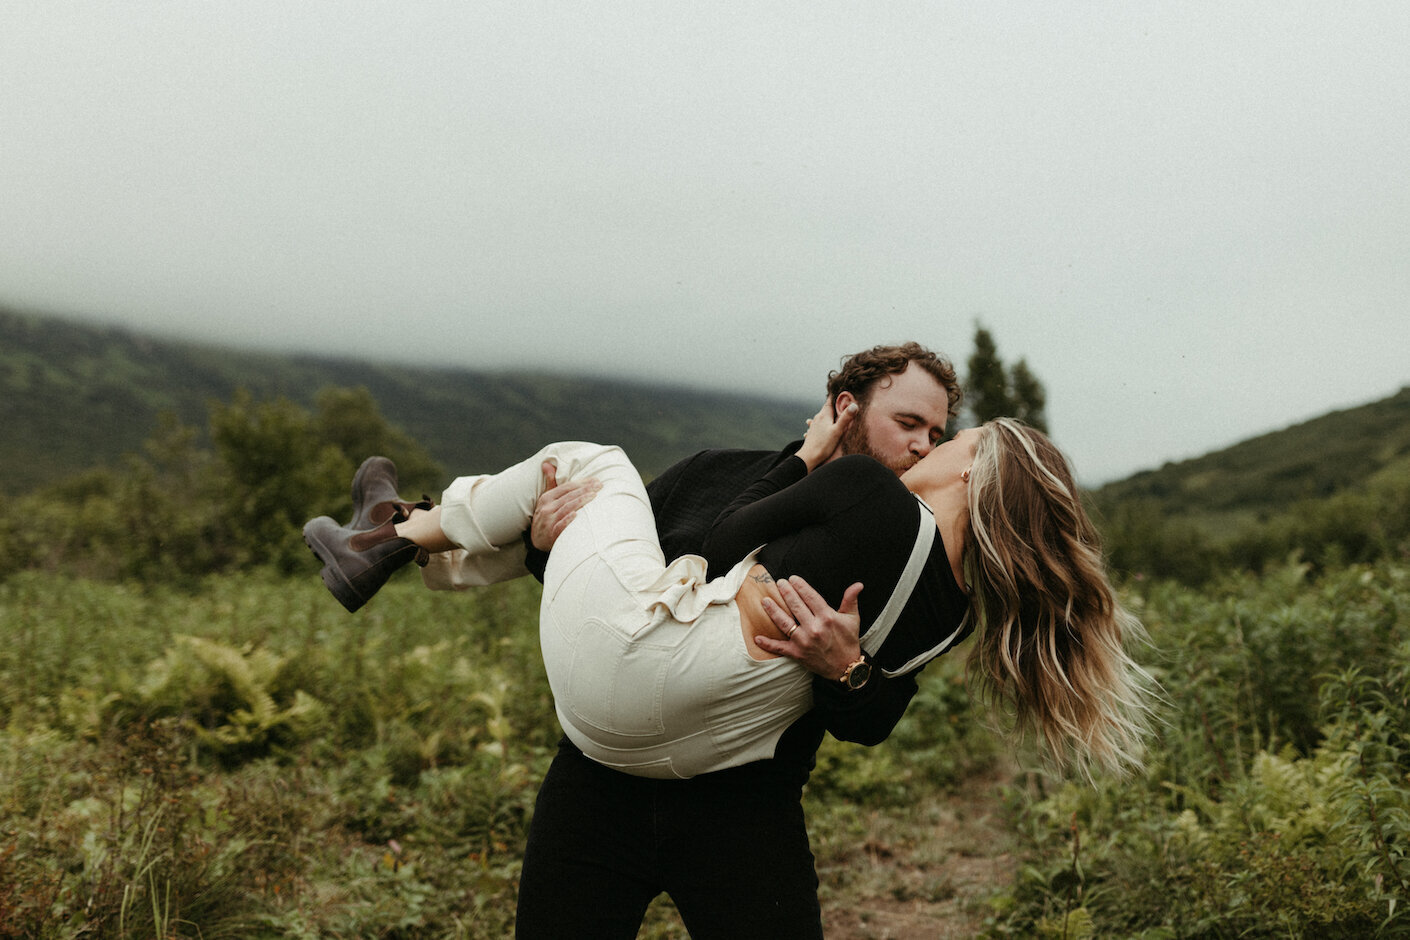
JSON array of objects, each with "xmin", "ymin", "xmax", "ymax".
[{"xmin": 834, "ymin": 391, "xmax": 858, "ymax": 416}]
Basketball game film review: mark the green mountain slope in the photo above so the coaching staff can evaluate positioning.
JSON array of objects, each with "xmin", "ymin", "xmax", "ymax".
[
  {"xmin": 1092, "ymin": 386, "xmax": 1410, "ymax": 515},
  {"xmin": 1089, "ymin": 386, "xmax": 1410, "ymax": 581},
  {"xmin": 0, "ymin": 308, "xmax": 811, "ymax": 492},
  {"xmin": 8, "ymin": 305, "xmax": 1408, "ymax": 532}
]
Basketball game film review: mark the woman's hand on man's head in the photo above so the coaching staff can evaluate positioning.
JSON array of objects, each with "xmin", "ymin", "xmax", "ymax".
[{"xmin": 796, "ymin": 398, "xmax": 859, "ymax": 471}]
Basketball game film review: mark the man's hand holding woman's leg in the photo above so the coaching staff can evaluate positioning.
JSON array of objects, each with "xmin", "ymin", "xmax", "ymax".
[{"xmin": 530, "ymin": 461, "xmax": 602, "ymax": 552}]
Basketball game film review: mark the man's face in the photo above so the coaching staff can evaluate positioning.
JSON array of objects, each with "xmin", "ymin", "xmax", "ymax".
[{"xmin": 837, "ymin": 363, "xmax": 951, "ymax": 476}]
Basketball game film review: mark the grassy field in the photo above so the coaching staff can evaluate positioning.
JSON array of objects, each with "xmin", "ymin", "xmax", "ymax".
[
  {"xmin": 3, "ymin": 558, "xmax": 1409, "ymax": 937},
  {"xmin": 0, "ymin": 567, "xmax": 1001, "ymax": 938}
]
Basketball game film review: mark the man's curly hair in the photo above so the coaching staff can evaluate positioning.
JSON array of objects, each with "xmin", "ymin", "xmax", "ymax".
[{"xmin": 825, "ymin": 342, "xmax": 962, "ymax": 418}]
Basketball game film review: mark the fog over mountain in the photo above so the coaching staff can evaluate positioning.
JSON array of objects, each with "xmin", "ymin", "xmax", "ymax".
[{"xmin": 3, "ymin": 2, "xmax": 1408, "ymax": 483}]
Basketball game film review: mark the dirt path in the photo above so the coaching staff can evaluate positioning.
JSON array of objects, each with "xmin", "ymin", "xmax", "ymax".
[
  {"xmin": 818, "ymin": 765, "xmax": 1020, "ymax": 939},
  {"xmin": 639, "ymin": 764, "xmax": 1021, "ymax": 938}
]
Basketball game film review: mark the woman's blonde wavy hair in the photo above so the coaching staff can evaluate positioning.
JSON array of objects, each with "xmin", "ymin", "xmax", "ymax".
[{"xmin": 965, "ymin": 418, "xmax": 1155, "ymax": 779}]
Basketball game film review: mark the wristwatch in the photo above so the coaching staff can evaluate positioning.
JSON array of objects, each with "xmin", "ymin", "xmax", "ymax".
[{"xmin": 839, "ymin": 655, "xmax": 872, "ymax": 691}]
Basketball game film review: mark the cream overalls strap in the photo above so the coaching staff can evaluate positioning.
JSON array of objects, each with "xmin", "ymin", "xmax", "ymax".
[{"xmin": 859, "ymin": 496, "xmax": 970, "ymax": 678}]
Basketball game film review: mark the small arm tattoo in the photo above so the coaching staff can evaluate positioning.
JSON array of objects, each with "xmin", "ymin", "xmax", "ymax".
[{"xmin": 750, "ymin": 571, "xmax": 775, "ymax": 585}]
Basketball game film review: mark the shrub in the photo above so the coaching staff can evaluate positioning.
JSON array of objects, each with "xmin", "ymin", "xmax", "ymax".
[{"xmin": 989, "ymin": 561, "xmax": 1410, "ymax": 938}]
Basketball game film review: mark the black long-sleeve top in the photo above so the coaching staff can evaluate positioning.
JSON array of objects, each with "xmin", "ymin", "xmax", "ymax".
[{"xmin": 702, "ymin": 453, "xmax": 971, "ymax": 741}]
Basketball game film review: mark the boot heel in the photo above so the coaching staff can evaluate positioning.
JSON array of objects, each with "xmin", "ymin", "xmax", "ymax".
[
  {"xmin": 304, "ymin": 524, "xmax": 364, "ymax": 612},
  {"xmin": 319, "ymin": 563, "xmax": 365, "ymax": 613},
  {"xmin": 302, "ymin": 514, "xmax": 418, "ymax": 612}
]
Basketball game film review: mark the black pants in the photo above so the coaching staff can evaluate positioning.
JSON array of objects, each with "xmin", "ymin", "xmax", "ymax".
[{"xmin": 515, "ymin": 741, "xmax": 824, "ymax": 939}]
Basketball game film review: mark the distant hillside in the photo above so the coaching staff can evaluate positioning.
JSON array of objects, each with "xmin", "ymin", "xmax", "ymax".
[
  {"xmin": 9, "ymin": 305, "xmax": 1408, "ymax": 523},
  {"xmin": 1092, "ymin": 386, "xmax": 1410, "ymax": 515},
  {"xmin": 1089, "ymin": 385, "xmax": 1410, "ymax": 582},
  {"xmin": 0, "ymin": 308, "xmax": 811, "ymax": 492}
]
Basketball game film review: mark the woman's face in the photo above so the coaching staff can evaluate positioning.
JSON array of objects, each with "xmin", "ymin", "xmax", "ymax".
[{"xmin": 907, "ymin": 426, "xmax": 980, "ymax": 484}]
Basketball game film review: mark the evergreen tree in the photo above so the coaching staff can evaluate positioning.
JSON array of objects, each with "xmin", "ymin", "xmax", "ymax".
[
  {"xmin": 1009, "ymin": 358, "xmax": 1048, "ymax": 432},
  {"xmin": 963, "ymin": 324, "xmax": 1049, "ymax": 433},
  {"xmin": 965, "ymin": 327, "xmax": 1011, "ymax": 424}
]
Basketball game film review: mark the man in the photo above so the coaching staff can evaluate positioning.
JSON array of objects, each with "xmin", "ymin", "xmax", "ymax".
[{"xmin": 513, "ymin": 342, "xmax": 962, "ymax": 939}]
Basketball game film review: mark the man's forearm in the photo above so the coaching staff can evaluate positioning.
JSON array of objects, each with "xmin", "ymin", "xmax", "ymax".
[{"xmin": 810, "ymin": 672, "xmax": 918, "ymax": 746}]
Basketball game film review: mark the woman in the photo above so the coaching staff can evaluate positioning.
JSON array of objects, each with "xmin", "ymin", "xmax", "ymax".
[{"xmin": 303, "ymin": 408, "xmax": 1153, "ymax": 780}]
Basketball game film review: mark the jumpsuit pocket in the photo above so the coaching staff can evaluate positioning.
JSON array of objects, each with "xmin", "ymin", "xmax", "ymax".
[{"xmin": 565, "ymin": 618, "xmax": 669, "ymax": 738}]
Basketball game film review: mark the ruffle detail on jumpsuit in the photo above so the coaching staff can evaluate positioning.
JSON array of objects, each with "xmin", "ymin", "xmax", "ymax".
[{"xmin": 641, "ymin": 548, "xmax": 764, "ymax": 625}]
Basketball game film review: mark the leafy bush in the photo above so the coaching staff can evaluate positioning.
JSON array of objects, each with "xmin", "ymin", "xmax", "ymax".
[
  {"xmin": 1097, "ymin": 454, "xmax": 1410, "ymax": 586},
  {"xmin": 989, "ymin": 562, "xmax": 1410, "ymax": 938},
  {"xmin": 0, "ymin": 385, "xmax": 443, "ymax": 584}
]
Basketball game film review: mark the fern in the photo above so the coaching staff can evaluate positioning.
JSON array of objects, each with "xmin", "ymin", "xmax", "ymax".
[{"xmin": 136, "ymin": 635, "xmax": 327, "ymax": 760}]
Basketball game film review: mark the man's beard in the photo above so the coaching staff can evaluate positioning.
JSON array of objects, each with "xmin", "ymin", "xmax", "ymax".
[{"xmin": 839, "ymin": 412, "xmax": 918, "ymax": 475}]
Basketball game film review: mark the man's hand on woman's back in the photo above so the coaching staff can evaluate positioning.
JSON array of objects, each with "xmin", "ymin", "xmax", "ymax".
[{"xmin": 755, "ymin": 577, "xmax": 864, "ymax": 680}]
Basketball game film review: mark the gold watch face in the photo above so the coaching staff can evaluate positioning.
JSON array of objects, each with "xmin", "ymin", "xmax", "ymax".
[{"xmin": 845, "ymin": 660, "xmax": 871, "ymax": 689}]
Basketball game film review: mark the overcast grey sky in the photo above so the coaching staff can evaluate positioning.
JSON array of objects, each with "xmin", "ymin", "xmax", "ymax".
[{"xmin": 3, "ymin": 2, "xmax": 1407, "ymax": 484}]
